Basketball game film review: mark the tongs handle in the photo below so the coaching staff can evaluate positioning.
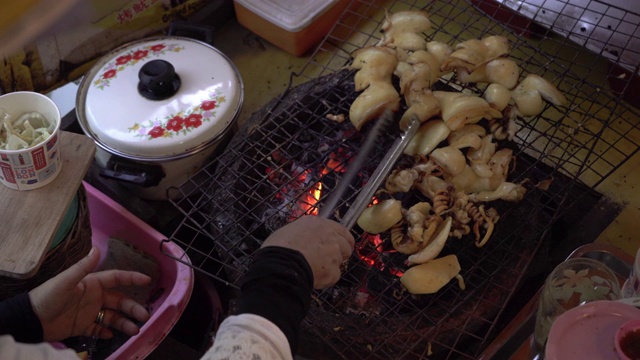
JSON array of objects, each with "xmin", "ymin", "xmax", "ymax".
[
  {"xmin": 339, "ymin": 114, "xmax": 421, "ymax": 230},
  {"xmin": 318, "ymin": 110, "xmax": 392, "ymax": 220}
]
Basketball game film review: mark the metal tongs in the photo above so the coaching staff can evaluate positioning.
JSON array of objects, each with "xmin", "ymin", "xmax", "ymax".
[{"xmin": 319, "ymin": 111, "xmax": 421, "ymax": 229}]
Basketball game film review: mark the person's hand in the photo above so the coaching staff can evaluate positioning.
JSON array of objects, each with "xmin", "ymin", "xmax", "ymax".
[
  {"xmin": 261, "ymin": 216, "xmax": 355, "ymax": 289},
  {"xmin": 28, "ymin": 246, "xmax": 152, "ymax": 342}
]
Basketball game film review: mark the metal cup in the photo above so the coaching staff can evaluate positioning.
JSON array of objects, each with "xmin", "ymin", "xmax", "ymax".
[{"xmin": 533, "ymin": 257, "xmax": 621, "ymax": 355}]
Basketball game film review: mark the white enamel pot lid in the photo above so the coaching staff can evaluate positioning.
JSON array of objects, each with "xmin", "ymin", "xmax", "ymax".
[{"xmin": 77, "ymin": 36, "xmax": 243, "ymax": 161}]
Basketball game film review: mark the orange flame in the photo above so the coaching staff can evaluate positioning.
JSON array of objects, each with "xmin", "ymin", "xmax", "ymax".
[{"xmin": 308, "ymin": 181, "xmax": 322, "ymax": 215}]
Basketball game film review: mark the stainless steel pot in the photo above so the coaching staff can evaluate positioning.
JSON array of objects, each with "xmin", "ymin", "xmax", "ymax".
[{"xmin": 76, "ymin": 33, "xmax": 243, "ymax": 200}]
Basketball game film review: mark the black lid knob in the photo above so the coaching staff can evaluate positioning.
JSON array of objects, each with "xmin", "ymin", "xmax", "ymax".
[{"xmin": 138, "ymin": 60, "xmax": 181, "ymax": 100}]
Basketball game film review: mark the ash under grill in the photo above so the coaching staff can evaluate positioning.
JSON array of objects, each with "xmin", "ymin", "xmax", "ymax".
[{"xmin": 163, "ymin": 0, "xmax": 640, "ymax": 359}]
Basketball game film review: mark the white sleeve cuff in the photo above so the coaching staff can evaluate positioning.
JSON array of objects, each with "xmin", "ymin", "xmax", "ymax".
[{"xmin": 202, "ymin": 313, "xmax": 294, "ymax": 360}]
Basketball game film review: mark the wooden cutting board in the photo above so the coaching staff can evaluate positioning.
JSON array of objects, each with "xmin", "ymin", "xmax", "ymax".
[{"xmin": 0, "ymin": 131, "xmax": 95, "ymax": 278}]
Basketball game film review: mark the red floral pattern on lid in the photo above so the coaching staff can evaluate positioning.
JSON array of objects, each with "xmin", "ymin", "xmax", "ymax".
[
  {"xmin": 93, "ymin": 43, "xmax": 183, "ymax": 89},
  {"xmin": 127, "ymin": 91, "xmax": 226, "ymax": 140}
]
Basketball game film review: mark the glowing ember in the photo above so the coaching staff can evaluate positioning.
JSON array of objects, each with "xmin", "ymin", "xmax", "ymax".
[
  {"xmin": 289, "ymin": 148, "xmax": 353, "ymax": 219},
  {"xmin": 326, "ymin": 150, "xmax": 349, "ymax": 173},
  {"xmin": 301, "ymin": 181, "xmax": 323, "ymax": 216},
  {"xmin": 288, "ymin": 171, "xmax": 323, "ymax": 220},
  {"xmin": 355, "ymin": 233, "xmax": 404, "ymax": 277}
]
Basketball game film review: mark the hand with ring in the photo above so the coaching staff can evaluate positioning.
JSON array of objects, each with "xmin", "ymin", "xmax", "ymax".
[{"xmin": 28, "ymin": 246, "xmax": 151, "ymax": 342}]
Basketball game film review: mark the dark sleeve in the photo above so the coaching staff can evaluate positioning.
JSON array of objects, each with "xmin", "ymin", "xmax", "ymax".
[
  {"xmin": 235, "ymin": 246, "xmax": 314, "ymax": 354},
  {"xmin": 0, "ymin": 292, "xmax": 44, "ymax": 343}
]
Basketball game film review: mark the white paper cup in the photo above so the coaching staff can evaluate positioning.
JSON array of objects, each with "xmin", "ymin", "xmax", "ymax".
[{"xmin": 0, "ymin": 91, "xmax": 62, "ymax": 190}]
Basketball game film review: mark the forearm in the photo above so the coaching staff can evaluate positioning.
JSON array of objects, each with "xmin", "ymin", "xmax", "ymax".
[
  {"xmin": 202, "ymin": 313, "xmax": 293, "ymax": 360},
  {"xmin": 234, "ymin": 246, "xmax": 314, "ymax": 353},
  {"xmin": 0, "ymin": 335, "xmax": 78, "ymax": 360},
  {"xmin": 0, "ymin": 293, "xmax": 44, "ymax": 343}
]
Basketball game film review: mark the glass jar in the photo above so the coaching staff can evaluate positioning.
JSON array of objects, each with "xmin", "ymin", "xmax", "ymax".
[{"xmin": 533, "ymin": 257, "xmax": 621, "ymax": 354}]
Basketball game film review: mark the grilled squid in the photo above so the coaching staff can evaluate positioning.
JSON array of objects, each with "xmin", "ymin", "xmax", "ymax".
[
  {"xmin": 406, "ymin": 216, "xmax": 453, "ymax": 265},
  {"xmin": 396, "ymin": 54, "xmax": 437, "ymax": 94},
  {"xmin": 349, "ymin": 82, "xmax": 400, "ymax": 130},
  {"xmin": 401, "ymin": 254, "xmax": 461, "ymax": 294},
  {"xmin": 399, "ymin": 90, "xmax": 441, "ymax": 130},
  {"xmin": 377, "ymin": 10, "xmax": 432, "ymax": 50},
  {"xmin": 468, "ymin": 181, "xmax": 527, "ymax": 202},
  {"xmin": 467, "ymin": 135, "xmax": 497, "ymax": 178},
  {"xmin": 349, "ymin": 46, "xmax": 400, "ymax": 129},
  {"xmin": 405, "ymin": 202, "xmax": 432, "ymax": 243},
  {"xmin": 395, "ymin": 43, "xmax": 451, "ymax": 129},
  {"xmin": 415, "ymin": 174, "xmax": 448, "ymax": 200},
  {"xmin": 430, "ymin": 146, "xmax": 466, "ymax": 177},
  {"xmin": 356, "ymin": 199, "xmax": 403, "ymax": 233},
  {"xmin": 440, "ymin": 35, "xmax": 510, "ymax": 73},
  {"xmin": 433, "ymin": 91, "xmax": 502, "ymax": 131},
  {"xmin": 404, "ymin": 119, "xmax": 450, "ymax": 156},
  {"xmin": 386, "ymin": 168, "xmax": 419, "ymax": 193},
  {"xmin": 452, "ymin": 147, "xmax": 517, "ymax": 195},
  {"xmin": 397, "ymin": 44, "xmax": 452, "ymax": 93},
  {"xmin": 457, "ymin": 58, "xmax": 520, "ymax": 89},
  {"xmin": 489, "ymin": 105, "xmax": 518, "ymax": 141},
  {"xmin": 484, "ymin": 83, "xmax": 512, "ymax": 112},
  {"xmin": 351, "ymin": 46, "xmax": 398, "ymax": 91},
  {"xmin": 447, "ymin": 124, "xmax": 486, "ymax": 150},
  {"xmin": 511, "ymin": 74, "xmax": 567, "ymax": 117}
]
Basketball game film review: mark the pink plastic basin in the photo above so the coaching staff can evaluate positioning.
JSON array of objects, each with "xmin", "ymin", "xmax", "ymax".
[{"xmin": 84, "ymin": 181, "xmax": 194, "ymax": 359}]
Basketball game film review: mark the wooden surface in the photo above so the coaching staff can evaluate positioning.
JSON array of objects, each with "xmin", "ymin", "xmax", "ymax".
[{"xmin": 0, "ymin": 131, "xmax": 95, "ymax": 278}]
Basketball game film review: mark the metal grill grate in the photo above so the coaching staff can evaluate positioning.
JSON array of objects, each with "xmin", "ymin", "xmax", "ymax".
[{"xmin": 162, "ymin": 0, "xmax": 640, "ymax": 358}]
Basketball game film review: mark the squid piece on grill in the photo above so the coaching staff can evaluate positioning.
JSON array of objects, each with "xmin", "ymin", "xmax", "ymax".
[
  {"xmin": 377, "ymin": 10, "xmax": 432, "ymax": 51},
  {"xmin": 447, "ymin": 124, "xmax": 485, "ymax": 150},
  {"xmin": 391, "ymin": 201, "xmax": 445, "ymax": 255},
  {"xmin": 404, "ymin": 119, "xmax": 450, "ymax": 156},
  {"xmin": 394, "ymin": 43, "xmax": 451, "ymax": 129},
  {"xmin": 407, "ymin": 216, "xmax": 453, "ymax": 265},
  {"xmin": 349, "ymin": 46, "xmax": 400, "ymax": 129},
  {"xmin": 391, "ymin": 202, "xmax": 441, "ymax": 255},
  {"xmin": 511, "ymin": 74, "xmax": 567, "ymax": 117},
  {"xmin": 452, "ymin": 146, "xmax": 517, "ymax": 194},
  {"xmin": 468, "ymin": 181, "xmax": 527, "ymax": 202},
  {"xmin": 385, "ymin": 168, "xmax": 419, "ymax": 193},
  {"xmin": 405, "ymin": 202, "xmax": 433, "ymax": 243},
  {"xmin": 356, "ymin": 198, "xmax": 403, "ymax": 234},
  {"xmin": 457, "ymin": 58, "xmax": 520, "ymax": 89},
  {"xmin": 451, "ymin": 192, "xmax": 500, "ymax": 246},
  {"xmin": 433, "ymin": 91, "xmax": 502, "ymax": 131},
  {"xmin": 396, "ymin": 43, "xmax": 452, "ymax": 94},
  {"xmin": 484, "ymin": 83, "xmax": 512, "ymax": 112},
  {"xmin": 349, "ymin": 82, "xmax": 400, "ymax": 130},
  {"xmin": 399, "ymin": 89, "xmax": 441, "ymax": 130},
  {"xmin": 440, "ymin": 35, "xmax": 510, "ymax": 73},
  {"xmin": 351, "ymin": 46, "xmax": 398, "ymax": 91},
  {"xmin": 401, "ymin": 254, "xmax": 462, "ymax": 294},
  {"xmin": 488, "ymin": 105, "xmax": 519, "ymax": 141},
  {"xmin": 467, "ymin": 134, "xmax": 497, "ymax": 178}
]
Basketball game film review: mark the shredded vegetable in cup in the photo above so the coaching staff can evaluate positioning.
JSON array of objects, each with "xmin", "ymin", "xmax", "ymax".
[{"xmin": 0, "ymin": 108, "xmax": 54, "ymax": 150}]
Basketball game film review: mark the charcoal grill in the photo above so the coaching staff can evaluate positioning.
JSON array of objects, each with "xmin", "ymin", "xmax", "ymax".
[{"xmin": 161, "ymin": 0, "xmax": 640, "ymax": 359}]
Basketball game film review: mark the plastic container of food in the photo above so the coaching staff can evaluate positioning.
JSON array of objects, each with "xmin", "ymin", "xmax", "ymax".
[
  {"xmin": 233, "ymin": 0, "xmax": 349, "ymax": 56},
  {"xmin": 84, "ymin": 181, "xmax": 194, "ymax": 359},
  {"xmin": 545, "ymin": 300, "xmax": 640, "ymax": 360}
]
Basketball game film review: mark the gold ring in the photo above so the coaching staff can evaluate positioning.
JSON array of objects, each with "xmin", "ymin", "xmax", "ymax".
[{"xmin": 95, "ymin": 309, "xmax": 105, "ymax": 325}]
